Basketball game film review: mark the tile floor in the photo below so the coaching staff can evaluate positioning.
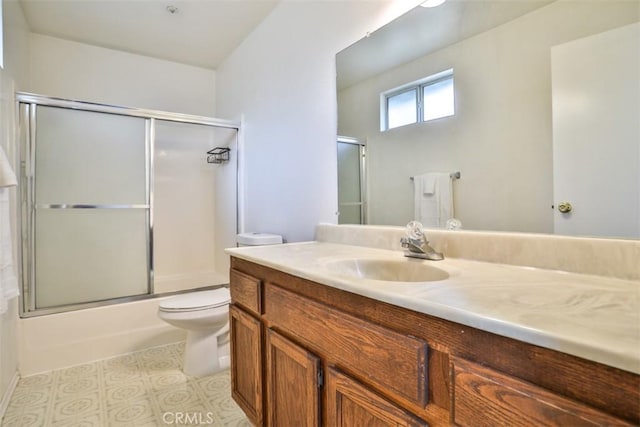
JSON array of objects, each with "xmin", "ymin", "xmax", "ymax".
[{"xmin": 1, "ymin": 343, "xmax": 250, "ymax": 426}]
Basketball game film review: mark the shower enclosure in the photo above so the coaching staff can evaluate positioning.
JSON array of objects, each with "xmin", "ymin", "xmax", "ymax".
[
  {"xmin": 337, "ymin": 136, "xmax": 366, "ymax": 224},
  {"xmin": 17, "ymin": 93, "xmax": 239, "ymax": 316}
]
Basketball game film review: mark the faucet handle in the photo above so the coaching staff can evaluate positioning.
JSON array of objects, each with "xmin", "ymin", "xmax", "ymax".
[{"xmin": 406, "ymin": 221, "xmax": 425, "ymax": 241}]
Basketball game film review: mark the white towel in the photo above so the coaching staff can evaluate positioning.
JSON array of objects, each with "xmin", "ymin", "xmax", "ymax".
[
  {"xmin": 413, "ymin": 172, "xmax": 454, "ymax": 228},
  {"xmin": 0, "ymin": 188, "xmax": 19, "ymax": 314},
  {"xmin": 0, "ymin": 145, "xmax": 17, "ymax": 188},
  {"xmin": 420, "ymin": 174, "xmax": 437, "ymax": 195}
]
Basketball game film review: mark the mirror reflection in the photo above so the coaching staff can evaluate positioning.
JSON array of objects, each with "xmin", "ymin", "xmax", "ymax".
[{"xmin": 337, "ymin": 0, "xmax": 639, "ymax": 239}]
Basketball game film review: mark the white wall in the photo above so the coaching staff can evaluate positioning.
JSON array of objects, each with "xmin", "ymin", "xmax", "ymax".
[
  {"xmin": 216, "ymin": 0, "xmax": 419, "ymax": 243},
  {"xmin": 338, "ymin": 0, "xmax": 638, "ymax": 233},
  {"xmin": 29, "ymin": 34, "xmax": 215, "ymax": 116},
  {"xmin": 1, "ymin": 0, "xmax": 30, "ymax": 413},
  {"xmin": 3, "ymin": 0, "xmax": 29, "ymax": 88}
]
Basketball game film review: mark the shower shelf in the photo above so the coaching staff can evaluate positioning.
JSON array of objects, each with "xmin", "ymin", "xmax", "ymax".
[{"xmin": 207, "ymin": 147, "xmax": 230, "ymax": 164}]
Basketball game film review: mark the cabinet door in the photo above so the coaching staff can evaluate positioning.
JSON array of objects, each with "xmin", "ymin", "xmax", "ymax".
[
  {"xmin": 265, "ymin": 329, "xmax": 320, "ymax": 427},
  {"xmin": 326, "ymin": 367, "xmax": 427, "ymax": 427},
  {"xmin": 230, "ymin": 305, "xmax": 263, "ymax": 426}
]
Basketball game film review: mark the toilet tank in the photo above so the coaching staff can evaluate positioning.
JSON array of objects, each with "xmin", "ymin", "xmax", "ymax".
[{"xmin": 236, "ymin": 232, "xmax": 283, "ymax": 247}]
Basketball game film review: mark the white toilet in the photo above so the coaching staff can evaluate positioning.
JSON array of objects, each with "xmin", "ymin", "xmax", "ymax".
[
  {"xmin": 157, "ymin": 287, "xmax": 231, "ymax": 377},
  {"xmin": 158, "ymin": 232, "xmax": 282, "ymax": 376}
]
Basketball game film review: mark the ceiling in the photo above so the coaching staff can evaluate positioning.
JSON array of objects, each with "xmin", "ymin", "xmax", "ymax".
[
  {"xmin": 337, "ymin": 0, "xmax": 554, "ymax": 89},
  {"xmin": 18, "ymin": 0, "xmax": 279, "ymax": 70}
]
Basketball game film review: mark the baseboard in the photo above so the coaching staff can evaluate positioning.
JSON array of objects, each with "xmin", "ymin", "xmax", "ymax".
[{"xmin": 0, "ymin": 371, "xmax": 19, "ymax": 419}]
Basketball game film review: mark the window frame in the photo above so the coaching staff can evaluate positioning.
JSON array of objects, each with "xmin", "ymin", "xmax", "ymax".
[{"xmin": 380, "ymin": 68, "xmax": 454, "ymax": 131}]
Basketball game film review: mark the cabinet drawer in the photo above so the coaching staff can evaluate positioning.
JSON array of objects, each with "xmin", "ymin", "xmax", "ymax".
[
  {"xmin": 264, "ymin": 284, "xmax": 428, "ymax": 407},
  {"xmin": 452, "ymin": 357, "xmax": 631, "ymax": 427},
  {"xmin": 230, "ymin": 269, "xmax": 261, "ymax": 315}
]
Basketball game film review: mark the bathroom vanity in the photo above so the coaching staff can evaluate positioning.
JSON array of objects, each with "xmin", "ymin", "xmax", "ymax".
[{"xmin": 226, "ymin": 226, "xmax": 640, "ymax": 426}]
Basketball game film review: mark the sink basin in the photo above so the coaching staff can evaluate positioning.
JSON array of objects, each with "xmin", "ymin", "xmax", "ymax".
[{"xmin": 326, "ymin": 258, "xmax": 449, "ymax": 282}]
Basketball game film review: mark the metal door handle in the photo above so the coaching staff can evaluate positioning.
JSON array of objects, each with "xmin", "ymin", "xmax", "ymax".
[{"xmin": 558, "ymin": 202, "xmax": 573, "ymax": 213}]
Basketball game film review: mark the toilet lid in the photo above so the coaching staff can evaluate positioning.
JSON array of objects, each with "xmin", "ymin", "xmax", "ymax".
[{"xmin": 159, "ymin": 288, "xmax": 230, "ymax": 312}]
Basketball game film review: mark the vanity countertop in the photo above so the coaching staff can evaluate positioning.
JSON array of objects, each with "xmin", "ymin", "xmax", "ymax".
[{"xmin": 226, "ymin": 241, "xmax": 640, "ymax": 375}]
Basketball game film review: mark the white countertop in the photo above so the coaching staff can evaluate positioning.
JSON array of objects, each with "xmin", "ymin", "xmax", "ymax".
[{"xmin": 226, "ymin": 241, "xmax": 640, "ymax": 375}]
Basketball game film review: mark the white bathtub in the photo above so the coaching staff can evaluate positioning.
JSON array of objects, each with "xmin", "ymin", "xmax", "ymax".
[{"xmin": 18, "ymin": 295, "xmax": 187, "ymax": 375}]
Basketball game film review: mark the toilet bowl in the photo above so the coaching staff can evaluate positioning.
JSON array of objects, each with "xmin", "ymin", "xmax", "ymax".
[{"xmin": 157, "ymin": 287, "xmax": 231, "ymax": 377}]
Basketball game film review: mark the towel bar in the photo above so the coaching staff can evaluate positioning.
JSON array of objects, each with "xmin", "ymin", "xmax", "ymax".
[{"xmin": 410, "ymin": 171, "xmax": 460, "ymax": 181}]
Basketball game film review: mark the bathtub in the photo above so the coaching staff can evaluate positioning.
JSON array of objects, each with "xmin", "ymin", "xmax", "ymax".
[{"xmin": 18, "ymin": 294, "xmax": 188, "ymax": 375}]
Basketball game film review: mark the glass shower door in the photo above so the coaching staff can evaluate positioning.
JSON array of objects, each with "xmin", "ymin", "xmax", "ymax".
[
  {"xmin": 29, "ymin": 106, "xmax": 150, "ymax": 309},
  {"xmin": 337, "ymin": 137, "xmax": 366, "ymax": 224}
]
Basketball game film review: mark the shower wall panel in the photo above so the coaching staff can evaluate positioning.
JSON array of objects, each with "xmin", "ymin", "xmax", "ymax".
[{"xmin": 153, "ymin": 121, "xmax": 232, "ymax": 293}]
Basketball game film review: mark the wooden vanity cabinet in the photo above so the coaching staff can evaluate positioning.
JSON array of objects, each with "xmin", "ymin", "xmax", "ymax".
[
  {"xmin": 229, "ymin": 305, "xmax": 263, "ymax": 426},
  {"xmin": 229, "ymin": 269, "xmax": 264, "ymax": 426},
  {"xmin": 265, "ymin": 328, "xmax": 321, "ymax": 427},
  {"xmin": 229, "ymin": 257, "xmax": 640, "ymax": 426}
]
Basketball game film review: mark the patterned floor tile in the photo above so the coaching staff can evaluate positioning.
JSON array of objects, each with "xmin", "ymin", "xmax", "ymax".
[
  {"xmin": 1, "ymin": 342, "xmax": 247, "ymax": 426},
  {"xmin": 7, "ymin": 387, "xmax": 51, "ymax": 408},
  {"xmin": 1, "ymin": 405, "xmax": 48, "ymax": 427},
  {"xmin": 148, "ymin": 371, "xmax": 189, "ymax": 391},
  {"xmin": 50, "ymin": 412, "xmax": 102, "ymax": 427},
  {"xmin": 17, "ymin": 372, "xmax": 54, "ymax": 388},
  {"xmin": 54, "ymin": 376, "xmax": 99, "ymax": 400},
  {"xmin": 57, "ymin": 363, "xmax": 98, "ymax": 381},
  {"xmin": 105, "ymin": 380, "xmax": 149, "ymax": 405},
  {"xmin": 107, "ymin": 398, "xmax": 155, "ymax": 424},
  {"xmin": 51, "ymin": 391, "xmax": 101, "ymax": 422}
]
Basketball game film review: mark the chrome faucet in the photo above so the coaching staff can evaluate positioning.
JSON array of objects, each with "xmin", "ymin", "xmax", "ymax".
[{"xmin": 400, "ymin": 221, "xmax": 444, "ymax": 261}]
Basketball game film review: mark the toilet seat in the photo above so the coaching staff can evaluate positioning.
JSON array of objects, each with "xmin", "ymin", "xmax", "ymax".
[{"xmin": 158, "ymin": 288, "xmax": 230, "ymax": 313}]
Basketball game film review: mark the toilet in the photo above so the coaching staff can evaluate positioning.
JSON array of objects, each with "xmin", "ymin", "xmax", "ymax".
[
  {"xmin": 158, "ymin": 233, "xmax": 282, "ymax": 376},
  {"xmin": 157, "ymin": 287, "xmax": 231, "ymax": 377},
  {"xmin": 158, "ymin": 233, "xmax": 282, "ymax": 377}
]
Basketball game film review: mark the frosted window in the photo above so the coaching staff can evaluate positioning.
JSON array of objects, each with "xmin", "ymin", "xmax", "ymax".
[
  {"xmin": 423, "ymin": 77, "xmax": 455, "ymax": 121},
  {"xmin": 387, "ymin": 89, "xmax": 417, "ymax": 129},
  {"xmin": 381, "ymin": 69, "xmax": 454, "ymax": 130}
]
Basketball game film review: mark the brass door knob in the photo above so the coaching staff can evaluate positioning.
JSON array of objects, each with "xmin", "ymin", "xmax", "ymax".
[{"xmin": 558, "ymin": 202, "xmax": 573, "ymax": 213}]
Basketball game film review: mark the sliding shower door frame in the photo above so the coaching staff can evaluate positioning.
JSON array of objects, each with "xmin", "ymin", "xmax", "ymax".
[
  {"xmin": 16, "ymin": 92, "xmax": 240, "ymax": 317},
  {"xmin": 337, "ymin": 136, "xmax": 367, "ymax": 225}
]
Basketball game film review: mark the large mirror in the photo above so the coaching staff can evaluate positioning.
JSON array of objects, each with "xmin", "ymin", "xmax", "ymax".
[{"xmin": 337, "ymin": 0, "xmax": 639, "ymax": 239}]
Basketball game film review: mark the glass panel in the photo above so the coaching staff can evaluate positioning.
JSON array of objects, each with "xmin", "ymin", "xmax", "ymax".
[
  {"xmin": 387, "ymin": 89, "xmax": 417, "ymax": 129},
  {"xmin": 337, "ymin": 142, "xmax": 362, "ymax": 204},
  {"xmin": 34, "ymin": 209, "xmax": 149, "ymax": 308},
  {"xmin": 339, "ymin": 204, "xmax": 363, "ymax": 225},
  {"xmin": 35, "ymin": 106, "xmax": 146, "ymax": 205},
  {"xmin": 423, "ymin": 77, "xmax": 455, "ymax": 121}
]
